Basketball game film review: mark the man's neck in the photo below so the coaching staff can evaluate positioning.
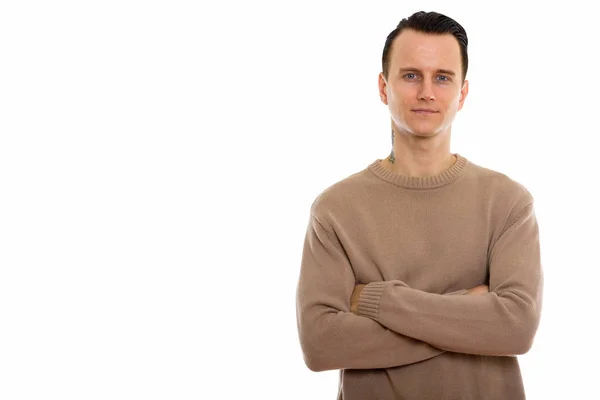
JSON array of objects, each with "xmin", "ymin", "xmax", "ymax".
[{"xmin": 381, "ymin": 126, "xmax": 457, "ymax": 178}]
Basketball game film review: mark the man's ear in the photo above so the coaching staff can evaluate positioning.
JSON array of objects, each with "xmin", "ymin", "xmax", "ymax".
[
  {"xmin": 457, "ymin": 79, "xmax": 469, "ymax": 111},
  {"xmin": 378, "ymin": 72, "xmax": 388, "ymax": 105}
]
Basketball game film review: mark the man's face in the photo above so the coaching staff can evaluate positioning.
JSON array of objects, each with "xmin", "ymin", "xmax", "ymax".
[{"xmin": 378, "ymin": 29, "xmax": 468, "ymax": 138}]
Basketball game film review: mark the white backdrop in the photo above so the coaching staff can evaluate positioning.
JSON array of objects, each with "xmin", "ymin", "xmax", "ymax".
[{"xmin": 1, "ymin": 1, "xmax": 598, "ymax": 399}]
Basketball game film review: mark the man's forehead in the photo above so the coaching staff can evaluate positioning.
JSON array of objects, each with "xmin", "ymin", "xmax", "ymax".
[
  {"xmin": 390, "ymin": 30, "xmax": 461, "ymax": 70},
  {"xmin": 393, "ymin": 30, "xmax": 460, "ymax": 56}
]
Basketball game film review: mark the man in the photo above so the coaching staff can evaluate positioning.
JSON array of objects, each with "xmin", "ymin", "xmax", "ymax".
[{"xmin": 296, "ymin": 10, "xmax": 543, "ymax": 400}]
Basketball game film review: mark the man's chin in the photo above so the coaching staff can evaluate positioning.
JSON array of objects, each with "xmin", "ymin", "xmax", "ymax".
[
  {"xmin": 394, "ymin": 122, "xmax": 443, "ymax": 137},
  {"xmin": 410, "ymin": 128, "xmax": 439, "ymax": 137}
]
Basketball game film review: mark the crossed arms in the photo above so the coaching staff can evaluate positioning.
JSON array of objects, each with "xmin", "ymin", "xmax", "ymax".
[{"xmin": 296, "ymin": 202, "xmax": 543, "ymax": 372}]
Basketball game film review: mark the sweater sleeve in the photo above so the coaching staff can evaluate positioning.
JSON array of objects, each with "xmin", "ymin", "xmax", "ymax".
[
  {"xmin": 296, "ymin": 213, "xmax": 446, "ymax": 372},
  {"xmin": 357, "ymin": 201, "xmax": 543, "ymax": 356}
]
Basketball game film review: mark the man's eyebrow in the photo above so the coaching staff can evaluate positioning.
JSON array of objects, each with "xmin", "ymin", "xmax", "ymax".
[
  {"xmin": 437, "ymin": 69, "xmax": 456, "ymax": 76},
  {"xmin": 398, "ymin": 67, "xmax": 456, "ymax": 76}
]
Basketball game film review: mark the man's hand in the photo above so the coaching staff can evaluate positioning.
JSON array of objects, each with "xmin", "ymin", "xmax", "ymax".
[
  {"xmin": 350, "ymin": 284, "xmax": 366, "ymax": 314},
  {"xmin": 466, "ymin": 285, "xmax": 489, "ymax": 295}
]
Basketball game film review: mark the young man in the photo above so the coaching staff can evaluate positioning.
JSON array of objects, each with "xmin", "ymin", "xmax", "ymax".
[{"xmin": 296, "ymin": 11, "xmax": 543, "ymax": 400}]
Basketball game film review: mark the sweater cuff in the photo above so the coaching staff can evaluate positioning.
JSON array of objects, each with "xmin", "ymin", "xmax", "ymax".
[{"xmin": 357, "ymin": 281, "xmax": 387, "ymax": 320}]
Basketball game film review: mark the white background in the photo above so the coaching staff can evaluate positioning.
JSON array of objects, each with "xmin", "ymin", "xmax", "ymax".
[{"xmin": 1, "ymin": 1, "xmax": 598, "ymax": 399}]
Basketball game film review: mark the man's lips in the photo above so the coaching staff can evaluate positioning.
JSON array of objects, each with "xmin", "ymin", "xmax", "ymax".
[{"xmin": 412, "ymin": 109, "xmax": 438, "ymax": 114}]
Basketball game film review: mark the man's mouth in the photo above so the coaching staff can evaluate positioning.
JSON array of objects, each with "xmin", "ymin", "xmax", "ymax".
[{"xmin": 412, "ymin": 109, "xmax": 438, "ymax": 114}]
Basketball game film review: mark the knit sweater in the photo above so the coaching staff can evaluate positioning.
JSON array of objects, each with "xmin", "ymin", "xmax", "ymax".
[{"xmin": 296, "ymin": 153, "xmax": 543, "ymax": 400}]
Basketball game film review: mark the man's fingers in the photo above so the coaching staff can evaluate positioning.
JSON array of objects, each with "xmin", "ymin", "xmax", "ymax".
[{"xmin": 467, "ymin": 285, "xmax": 489, "ymax": 295}]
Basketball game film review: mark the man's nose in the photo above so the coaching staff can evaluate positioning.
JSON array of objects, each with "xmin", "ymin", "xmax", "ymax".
[{"xmin": 417, "ymin": 82, "xmax": 436, "ymax": 101}]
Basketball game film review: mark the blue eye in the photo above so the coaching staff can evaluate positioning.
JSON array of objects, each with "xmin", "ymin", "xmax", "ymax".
[
  {"xmin": 437, "ymin": 75, "xmax": 450, "ymax": 82},
  {"xmin": 404, "ymin": 73, "xmax": 417, "ymax": 79}
]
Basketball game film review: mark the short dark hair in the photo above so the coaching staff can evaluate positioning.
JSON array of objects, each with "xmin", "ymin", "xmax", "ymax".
[{"xmin": 382, "ymin": 11, "xmax": 469, "ymax": 82}]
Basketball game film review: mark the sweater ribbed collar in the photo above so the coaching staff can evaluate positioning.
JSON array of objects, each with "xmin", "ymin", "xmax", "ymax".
[{"xmin": 368, "ymin": 153, "xmax": 469, "ymax": 189}]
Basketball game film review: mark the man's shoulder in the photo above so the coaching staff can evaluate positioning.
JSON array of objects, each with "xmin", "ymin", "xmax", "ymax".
[
  {"xmin": 309, "ymin": 165, "xmax": 374, "ymax": 219},
  {"xmin": 467, "ymin": 160, "xmax": 534, "ymax": 208}
]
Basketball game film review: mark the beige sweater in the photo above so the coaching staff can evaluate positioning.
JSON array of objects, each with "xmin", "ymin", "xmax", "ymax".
[{"xmin": 296, "ymin": 154, "xmax": 543, "ymax": 400}]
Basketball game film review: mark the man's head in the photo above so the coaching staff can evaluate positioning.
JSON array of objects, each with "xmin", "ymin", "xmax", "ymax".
[{"xmin": 379, "ymin": 11, "xmax": 469, "ymax": 138}]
